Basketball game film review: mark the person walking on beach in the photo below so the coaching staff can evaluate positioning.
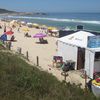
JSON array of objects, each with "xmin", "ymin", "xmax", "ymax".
[
  {"xmin": 4, "ymin": 26, "xmax": 6, "ymax": 32},
  {"xmin": 45, "ymin": 29, "xmax": 48, "ymax": 35},
  {"xmin": 17, "ymin": 27, "xmax": 20, "ymax": 32}
]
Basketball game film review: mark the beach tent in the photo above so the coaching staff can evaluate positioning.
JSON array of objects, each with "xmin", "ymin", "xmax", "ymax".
[
  {"xmin": 5, "ymin": 31, "xmax": 14, "ymax": 40},
  {"xmin": 21, "ymin": 21, "xmax": 26, "ymax": 25},
  {"xmin": 57, "ymin": 30, "xmax": 100, "ymax": 78},
  {"xmin": 0, "ymin": 34, "xmax": 7, "ymax": 41},
  {"xmin": 9, "ymin": 20, "xmax": 18, "ymax": 28},
  {"xmin": 27, "ymin": 22, "xmax": 33, "ymax": 27},
  {"xmin": 27, "ymin": 22, "xmax": 32, "ymax": 25},
  {"xmin": 10, "ymin": 20, "xmax": 18, "ymax": 25},
  {"xmin": 41, "ymin": 25, "xmax": 48, "ymax": 29},
  {"xmin": 10, "ymin": 20, "xmax": 17, "ymax": 24}
]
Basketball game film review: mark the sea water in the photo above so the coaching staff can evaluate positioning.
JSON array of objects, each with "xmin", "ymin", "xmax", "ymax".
[{"xmin": 1, "ymin": 12, "xmax": 100, "ymax": 32}]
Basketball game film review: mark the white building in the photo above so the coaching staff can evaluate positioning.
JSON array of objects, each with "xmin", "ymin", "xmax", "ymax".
[{"xmin": 57, "ymin": 31, "xmax": 100, "ymax": 79}]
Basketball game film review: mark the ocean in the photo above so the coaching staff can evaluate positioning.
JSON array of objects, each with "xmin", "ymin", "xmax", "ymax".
[{"xmin": 0, "ymin": 12, "xmax": 100, "ymax": 32}]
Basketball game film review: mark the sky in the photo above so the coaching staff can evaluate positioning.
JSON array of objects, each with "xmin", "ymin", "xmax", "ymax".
[{"xmin": 0, "ymin": 0, "xmax": 100, "ymax": 13}]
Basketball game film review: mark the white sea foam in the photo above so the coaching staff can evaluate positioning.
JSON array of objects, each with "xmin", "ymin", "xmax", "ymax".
[{"xmin": 7, "ymin": 16, "xmax": 100, "ymax": 25}]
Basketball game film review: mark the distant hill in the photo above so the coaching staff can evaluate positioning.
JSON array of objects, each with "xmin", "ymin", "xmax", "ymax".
[
  {"xmin": 0, "ymin": 8, "xmax": 46, "ymax": 16},
  {"xmin": 0, "ymin": 8, "xmax": 15, "ymax": 13}
]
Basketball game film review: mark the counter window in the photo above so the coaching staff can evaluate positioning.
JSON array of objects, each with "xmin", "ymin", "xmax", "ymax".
[{"xmin": 95, "ymin": 52, "xmax": 100, "ymax": 61}]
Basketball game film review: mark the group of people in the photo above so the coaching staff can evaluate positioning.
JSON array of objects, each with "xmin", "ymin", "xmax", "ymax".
[{"xmin": 0, "ymin": 23, "xmax": 15, "ymax": 42}]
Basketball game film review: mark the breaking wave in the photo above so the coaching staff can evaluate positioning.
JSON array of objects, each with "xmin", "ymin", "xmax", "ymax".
[{"xmin": 7, "ymin": 15, "xmax": 100, "ymax": 25}]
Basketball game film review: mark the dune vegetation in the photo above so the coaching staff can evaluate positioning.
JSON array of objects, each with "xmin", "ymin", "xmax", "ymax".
[{"xmin": 0, "ymin": 45, "xmax": 99, "ymax": 100}]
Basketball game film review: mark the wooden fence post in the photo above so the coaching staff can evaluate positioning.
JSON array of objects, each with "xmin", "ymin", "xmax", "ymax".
[
  {"xmin": 61, "ymin": 71, "xmax": 68, "ymax": 81},
  {"xmin": 17, "ymin": 47, "xmax": 22, "ymax": 54},
  {"xmin": 26, "ymin": 51, "xmax": 29, "ymax": 61},
  {"xmin": 84, "ymin": 70, "xmax": 88, "ymax": 93},
  {"xmin": 8, "ymin": 41, "xmax": 11, "ymax": 50},
  {"xmin": 36, "ymin": 56, "xmax": 39, "ymax": 66},
  {"xmin": 5, "ymin": 41, "xmax": 7, "ymax": 48},
  {"xmin": 19, "ymin": 48, "xmax": 22, "ymax": 54}
]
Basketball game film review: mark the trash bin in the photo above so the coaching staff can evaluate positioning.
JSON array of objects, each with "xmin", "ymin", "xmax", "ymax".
[
  {"xmin": 62, "ymin": 62, "xmax": 70, "ymax": 72},
  {"xmin": 64, "ymin": 60, "xmax": 75, "ymax": 70}
]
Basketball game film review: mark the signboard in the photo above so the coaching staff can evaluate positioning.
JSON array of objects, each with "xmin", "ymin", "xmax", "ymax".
[{"xmin": 88, "ymin": 36, "xmax": 100, "ymax": 48}]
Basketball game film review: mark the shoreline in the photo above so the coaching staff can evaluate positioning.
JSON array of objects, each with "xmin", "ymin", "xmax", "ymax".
[{"xmin": 1, "ymin": 13, "xmax": 100, "ymax": 32}]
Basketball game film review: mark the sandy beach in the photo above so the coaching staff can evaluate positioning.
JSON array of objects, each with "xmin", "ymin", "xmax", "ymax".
[{"xmin": 0, "ymin": 20, "xmax": 86, "ymax": 88}]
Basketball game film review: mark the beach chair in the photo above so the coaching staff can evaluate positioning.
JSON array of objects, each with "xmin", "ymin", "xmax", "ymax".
[
  {"xmin": 39, "ymin": 38, "xmax": 48, "ymax": 44},
  {"xmin": 52, "ymin": 56, "xmax": 63, "ymax": 67},
  {"xmin": 0, "ymin": 25, "xmax": 2, "ymax": 29},
  {"xmin": 24, "ymin": 33, "xmax": 31, "ymax": 37}
]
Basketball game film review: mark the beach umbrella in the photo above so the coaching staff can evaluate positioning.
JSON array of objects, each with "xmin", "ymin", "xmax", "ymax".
[
  {"xmin": 51, "ymin": 29, "xmax": 59, "ymax": 33},
  {"xmin": 33, "ymin": 33, "xmax": 47, "ymax": 43},
  {"xmin": 33, "ymin": 33, "xmax": 47, "ymax": 38},
  {"xmin": 48, "ymin": 27, "xmax": 56, "ymax": 30},
  {"xmin": 22, "ymin": 27, "xmax": 30, "ymax": 32},
  {"xmin": 5, "ymin": 31, "xmax": 14, "ymax": 35},
  {"xmin": 10, "ymin": 20, "xmax": 17, "ymax": 24},
  {"xmin": 33, "ymin": 23, "xmax": 39, "ymax": 28},
  {"xmin": 48, "ymin": 27, "xmax": 53, "ymax": 30}
]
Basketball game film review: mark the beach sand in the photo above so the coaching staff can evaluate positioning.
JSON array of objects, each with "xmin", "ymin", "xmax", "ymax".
[{"xmin": 0, "ymin": 20, "xmax": 86, "ymax": 88}]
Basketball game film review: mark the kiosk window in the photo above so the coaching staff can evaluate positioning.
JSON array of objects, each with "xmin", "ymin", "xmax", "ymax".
[{"xmin": 95, "ymin": 52, "xmax": 100, "ymax": 61}]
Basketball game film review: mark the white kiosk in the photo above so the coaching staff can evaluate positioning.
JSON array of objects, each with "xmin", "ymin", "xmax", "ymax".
[{"xmin": 57, "ymin": 31, "xmax": 100, "ymax": 79}]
